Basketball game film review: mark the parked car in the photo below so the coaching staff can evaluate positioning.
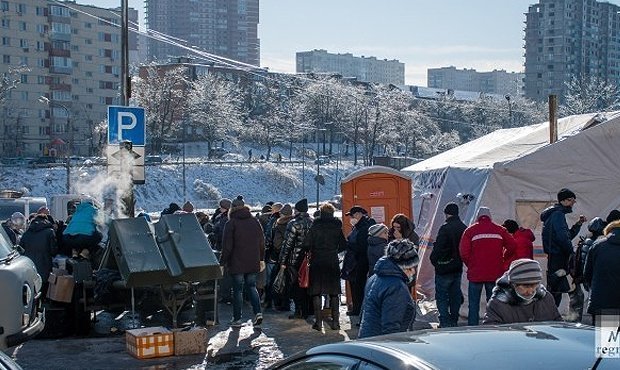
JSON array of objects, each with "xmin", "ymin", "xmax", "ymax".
[
  {"xmin": 145, "ymin": 155, "xmax": 163, "ymax": 164},
  {"xmin": 314, "ymin": 155, "xmax": 331, "ymax": 165},
  {"xmin": 0, "ymin": 226, "xmax": 44, "ymax": 350},
  {"xmin": 27, "ymin": 156, "xmax": 61, "ymax": 168},
  {"xmin": 208, "ymin": 147, "xmax": 229, "ymax": 159},
  {"xmin": 270, "ymin": 322, "xmax": 606, "ymax": 369}
]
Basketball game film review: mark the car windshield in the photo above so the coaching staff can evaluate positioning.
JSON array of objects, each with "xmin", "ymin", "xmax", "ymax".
[{"xmin": 0, "ymin": 227, "xmax": 14, "ymax": 259}]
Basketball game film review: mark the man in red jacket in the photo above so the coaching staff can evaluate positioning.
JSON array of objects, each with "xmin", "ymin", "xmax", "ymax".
[
  {"xmin": 460, "ymin": 207, "xmax": 517, "ymax": 325},
  {"xmin": 501, "ymin": 219, "xmax": 535, "ymax": 271}
]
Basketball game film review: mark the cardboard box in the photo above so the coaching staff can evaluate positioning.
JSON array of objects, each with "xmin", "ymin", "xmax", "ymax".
[
  {"xmin": 126, "ymin": 327, "xmax": 174, "ymax": 359},
  {"xmin": 173, "ymin": 327, "xmax": 208, "ymax": 356},
  {"xmin": 47, "ymin": 270, "xmax": 74, "ymax": 303}
]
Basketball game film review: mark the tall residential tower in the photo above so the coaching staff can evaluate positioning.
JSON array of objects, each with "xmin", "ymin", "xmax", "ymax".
[
  {"xmin": 524, "ymin": 0, "xmax": 620, "ymax": 101},
  {"xmin": 145, "ymin": 0, "xmax": 260, "ymax": 66}
]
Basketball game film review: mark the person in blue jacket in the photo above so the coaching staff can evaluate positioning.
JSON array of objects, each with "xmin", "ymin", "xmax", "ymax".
[
  {"xmin": 62, "ymin": 199, "xmax": 102, "ymax": 260},
  {"xmin": 358, "ymin": 239, "xmax": 419, "ymax": 338}
]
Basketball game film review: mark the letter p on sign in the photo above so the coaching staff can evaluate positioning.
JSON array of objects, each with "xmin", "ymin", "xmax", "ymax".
[{"xmin": 107, "ymin": 106, "xmax": 145, "ymax": 146}]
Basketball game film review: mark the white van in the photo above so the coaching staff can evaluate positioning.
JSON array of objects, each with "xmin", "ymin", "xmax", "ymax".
[
  {"xmin": 0, "ymin": 225, "xmax": 44, "ymax": 349},
  {"xmin": 0, "ymin": 190, "xmax": 47, "ymax": 221}
]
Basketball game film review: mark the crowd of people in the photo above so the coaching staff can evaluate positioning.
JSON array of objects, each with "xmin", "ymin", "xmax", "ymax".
[
  {"xmin": 2, "ymin": 185, "xmax": 619, "ymax": 338},
  {"xmin": 210, "ymin": 186, "xmax": 620, "ymax": 337}
]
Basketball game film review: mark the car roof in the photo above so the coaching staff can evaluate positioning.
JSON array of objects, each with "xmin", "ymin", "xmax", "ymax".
[{"xmin": 288, "ymin": 323, "xmax": 601, "ymax": 370}]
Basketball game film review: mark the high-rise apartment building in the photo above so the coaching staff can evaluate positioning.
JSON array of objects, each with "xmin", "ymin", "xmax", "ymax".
[
  {"xmin": 427, "ymin": 66, "xmax": 523, "ymax": 96},
  {"xmin": 524, "ymin": 0, "xmax": 620, "ymax": 101},
  {"xmin": 145, "ymin": 0, "xmax": 260, "ymax": 66},
  {"xmin": 296, "ymin": 49, "xmax": 405, "ymax": 86},
  {"xmin": 0, "ymin": 0, "xmax": 138, "ymax": 157}
]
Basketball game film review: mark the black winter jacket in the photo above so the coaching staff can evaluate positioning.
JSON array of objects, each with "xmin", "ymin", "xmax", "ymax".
[
  {"xmin": 20, "ymin": 217, "xmax": 58, "ymax": 280},
  {"xmin": 584, "ymin": 221, "xmax": 620, "ymax": 314},
  {"xmin": 279, "ymin": 213, "xmax": 312, "ymax": 268},
  {"xmin": 482, "ymin": 273, "xmax": 562, "ymax": 325},
  {"xmin": 430, "ymin": 216, "xmax": 467, "ymax": 275},
  {"xmin": 540, "ymin": 204, "xmax": 582, "ymax": 273}
]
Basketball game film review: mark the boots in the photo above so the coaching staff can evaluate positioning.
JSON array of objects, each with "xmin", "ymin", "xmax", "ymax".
[
  {"xmin": 329, "ymin": 296, "xmax": 340, "ymax": 330},
  {"xmin": 312, "ymin": 296, "xmax": 322, "ymax": 331}
]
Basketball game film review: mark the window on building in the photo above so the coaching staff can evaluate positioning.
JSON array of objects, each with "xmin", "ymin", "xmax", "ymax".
[
  {"xmin": 2, "ymin": 37, "xmax": 10, "ymax": 46},
  {"xmin": 51, "ymin": 22, "xmax": 71, "ymax": 34},
  {"xmin": 1, "ymin": 19, "xmax": 9, "ymax": 28},
  {"xmin": 51, "ymin": 56, "xmax": 72, "ymax": 67},
  {"xmin": 16, "ymin": 3, "xmax": 26, "ymax": 14},
  {"xmin": 85, "ymin": 22, "xmax": 92, "ymax": 28},
  {"xmin": 21, "ymin": 91, "xmax": 28, "ymax": 101},
  {"xmin": 50, "ymin": 5, "xmax": 69, "ymax": 17},
  {"xmin": 35, "ymin": 6, "xmax": 46, "ymax": 16},
  {"xmin": 18, "ymin": 21, "xmax": 26, "ymax": 31},
  {"xmin": 20, "ymin": 56, "xmax": 28, "ymax": 65},
  {"xmin": 36, "ymin": 24, "xmax": 48, "ymax": 33},
  {"xmin": 20, "ymin": 39, "xmax": 28, "ymax": 48},
  {"xmin": 2, "ymin": 55, "xmax": 10, "ymax": 64},
  {"xmin": 37, "ymin": 76, "xmax": 45, "ymax": 84},
  {"xmin": 20, "ymin": 74, "xmax": 27, "ymax": 83},
  {"xmin": 1, "ymin": 1, "xmax": 9, "ymax": 12},
  {"xmin": 85, "ymin": 39, "xmax": 92, "ymax": 45}
]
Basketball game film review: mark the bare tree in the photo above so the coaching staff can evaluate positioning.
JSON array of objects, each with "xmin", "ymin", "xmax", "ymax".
[
  {"xmin": 132, "ymin": 65, "xmax": 190, "ymax": 153},
  {"xmin": 561, "ymin": 75, "xmax": 620, "ymax": 116},
  {"xmin": 187, "ymin": 74, "xmax": 244, "ymax": 155}
]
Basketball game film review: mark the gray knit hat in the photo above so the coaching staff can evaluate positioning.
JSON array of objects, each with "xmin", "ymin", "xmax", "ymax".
[
  {"xmin": 386, "ymin": 239, "xmax": 419, "ymax": 269},
  {"xmin": 232, "ymin": 195, "xmax": 245, "ymax": 208},
  {"xmin": 219, "ymin": 198, "xmax": 232, "ymax": 210},
  {"xmin": 368, "ymin": 223, "xmax": 388, "ymax": 237},
  {"xmin": 508, "ymin": 259, "xmax": 542, "ymax": 284}
]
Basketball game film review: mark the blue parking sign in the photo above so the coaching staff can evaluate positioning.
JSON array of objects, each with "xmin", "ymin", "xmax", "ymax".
[{"xmin": 108, "ymin": 106, "xmax": 145, "ymax": 145}]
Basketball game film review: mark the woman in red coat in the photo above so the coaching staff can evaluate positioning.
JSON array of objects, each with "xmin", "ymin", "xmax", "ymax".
[{"xmin": 502, "ymin": 219, "xmax": 535, "ymax": 271}]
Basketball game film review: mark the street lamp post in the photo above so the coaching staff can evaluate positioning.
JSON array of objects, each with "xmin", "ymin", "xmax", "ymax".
[
  {"xmin": 316, "ymin": 127, "xmax": 327, "ymax": 208},
  {"xmin": 39, "ymin": 96, "xmax": 71, "ymax": 193},
  {"xmin": 505, "ymin": 95, "xmax": 513, "ymax": 127}
]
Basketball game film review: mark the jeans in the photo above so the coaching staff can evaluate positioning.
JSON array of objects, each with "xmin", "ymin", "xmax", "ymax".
[
  {"xmin": 231, "ymin": 273, "xmax": 261, "ymax": 321},
  {"xmin": 467, "ymin": 281, "xmax": 494, "ymax": 326},
  {"xmin": 435, "ymin": 272, "xmax": 463, "ymax": 327}
]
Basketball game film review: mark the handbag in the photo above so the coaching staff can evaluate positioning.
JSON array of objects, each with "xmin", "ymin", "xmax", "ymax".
[{"xmin": 298, "ymin": 253, "xmax": 310, "ymax": 288}]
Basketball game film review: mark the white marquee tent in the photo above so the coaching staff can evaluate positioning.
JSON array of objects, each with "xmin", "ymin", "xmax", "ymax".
[{"xmin": 401, "ymin": 112, "xmax": 620, "ymax": 303}]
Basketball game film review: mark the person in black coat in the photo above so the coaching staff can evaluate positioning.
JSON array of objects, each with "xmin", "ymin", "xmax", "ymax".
[
  {"xmin": 583, "ymin": 220, "xmax": 620, "ymax": 325},
  {"xmin": 345, "ymin": 205, "xmax": 376, "ymax": 317},
  {"xmin": 20, "ymin": 214, "xmax": 58, "ymax": 297},
  {"xmin": 429, "ymin": 202, "xmax": 467, "ymax": 327},
  {"xmin": 303, "ymin": 203, "xmax": 347, "ymax": 331}
]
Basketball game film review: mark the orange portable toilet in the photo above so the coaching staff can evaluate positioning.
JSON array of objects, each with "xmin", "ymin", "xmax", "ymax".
[
  {"xmin": 340, "ymin": 166, "xmax": 413, "ymax": 236},
  {"xmin": 340, "ymin": 166, "xmax": 414, "ymax": 308}
]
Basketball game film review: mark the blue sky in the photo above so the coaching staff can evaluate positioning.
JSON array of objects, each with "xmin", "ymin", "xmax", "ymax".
[{"xmin": 94, "ymin": 0, "xmax": 619, "ymax": 85}]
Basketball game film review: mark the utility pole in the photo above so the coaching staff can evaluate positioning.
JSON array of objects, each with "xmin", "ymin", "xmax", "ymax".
[
  {"xmin": 120, "ymin": 0, "xmax": 134, "ymax": 217},
  {"xmin": 548, "ymin": 95, "xmax": 558, "ymax": 144}
]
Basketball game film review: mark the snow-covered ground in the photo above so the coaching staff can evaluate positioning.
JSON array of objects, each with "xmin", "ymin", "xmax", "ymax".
[{"xmin": 0, "ymin": 142, "xmax": 362, "ymax": 214}]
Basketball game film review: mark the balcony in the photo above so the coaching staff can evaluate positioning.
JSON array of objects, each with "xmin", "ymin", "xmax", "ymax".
[{"xmin": 49, "ymin": 48, "xmax": 71, "ymax": 57}]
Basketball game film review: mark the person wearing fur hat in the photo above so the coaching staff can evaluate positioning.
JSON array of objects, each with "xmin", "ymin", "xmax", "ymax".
[
  {"xmin": 483, "ymin": 259, "xmax": 561, "ymax": 325},
  {"xmin": 268, "ymin": 203, "xmax": 294, "ymax": 311},
  {"xmin": 430, "ymin": 202, "xmax": 467, "ymax": 328},
  {"xmin": 221, "ymin": 195, "xmax": 265, "ymax": 328},
  {"xmin": 358, "ymin": 239, "xmax": 419, "ymax": 338},
  {"xmin": 460, "ymin": 206, "xmax": 517, "ymax": 325},
  {"xmin": 262, "ymin": 202, "xmax": 283, "ymax": 310},
  {"xmin": 303, "ymin": 203, "xmax": 347, "ymax": 331},
  {"xmin": 584, "ymin": 220, "xmax": 620, "ymax": 325},
  {"xmin": 540, "ymin": 188, "xmax": 587, "ymax": 306},
  {"xmin": 279, "ymin": 198, "xmax": 314, "ymax": 319}
]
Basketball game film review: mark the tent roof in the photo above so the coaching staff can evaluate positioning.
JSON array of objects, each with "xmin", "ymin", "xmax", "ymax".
[{"xmin": 402, "ymin": 112, "xmax": 620, "ymax": 172}]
